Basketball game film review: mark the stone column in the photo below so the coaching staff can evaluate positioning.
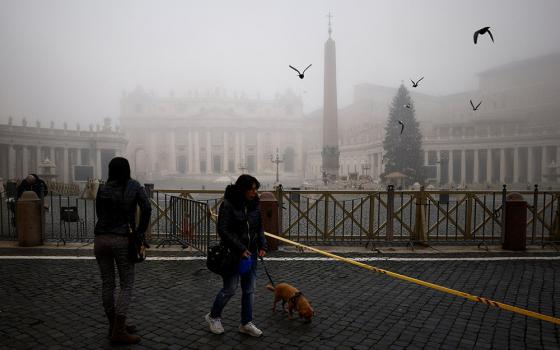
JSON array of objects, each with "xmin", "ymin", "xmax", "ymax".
[
  {"xmin": 460, "ymin": 149, "xmax": 466, "ymax": 184},
  {"xmin": 513, "ymin": 147, "xmax": 519, "ymax": 183},
  {"xmin": 499, "ymin": 148, "xmax": 506, "ymax": 184},
  {"xmin": 378, "ymin": 152, "xmax": 384, "ymax": 177},
  {"xmin": 448, "ymin": 150, "xmax": 454, "ymax": 184},
  {"xmin": 255, "ymin": 132, "xmax": 261, "ymax": 174},
  {"xmin": 168, "ymin": 131, "xmax": 176, "ymax": 174},
  {"xmin": 486, "ymin": 148, "xmax": 492, "ymax": 184},
  {"xmin": 223, "ymin": 131, "xmax": 229, "ymax": 174},
  {"xmin": 436, "ymin": 150, "xmax": 441, "ymax": 184},
  {"xmin": 241, "ymin": 132, "xmax": 246, "ymax": 167},
  {"xmin": 424, "ymin": 150, "xmax": 429, "ymax": 166},
  {"xmin": 22, "ymin": 146, "xmax": 29, "ymax": 176},
  {"xmin": 194, "ymin": 131, "xmax": 200, "ymax": 174},
  {"xmin": 8, "ymin": 145, "xmax": 16, "ymax": 179},
  {"xmin": 63, "ymin": 148, "xmax": 69, "ymax": 182},
  {"xmin": 473, "ymin": 149, "xmax": 479, "ymax": 183},
  {"xmin": 234, "ymin": 131, "xmax": 240, "ymax": 172},
  {"xmin": 35, "ymin": 146, "xmax": 41, "ymax": 173},
  {"xmin": 77, "ymin": 148, "xmax": 82, "ymax": 166},
  {"xmin": 527, "ymin": 147, "xmax": 535, "ymax": 184},
  {"xmin": 187, "ymin": 131, "xmax": 194, "ymax": 174},
  {"xmin": 206, "ymin": 130, "xmax": 212, "ymax": 174},
  {"xmin": 49, "ymin": 147, "xmax": 55, "ymax": 163},
  {"xmin": 96, "ymin": 149, "xmax": 102, "ymax": 179},
  {"xmin": 541, "ymin": 145, "xmax": 548, "ymax": 184}
]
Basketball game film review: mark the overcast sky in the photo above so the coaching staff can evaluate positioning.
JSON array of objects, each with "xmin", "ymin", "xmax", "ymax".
[{"xmin": 1, "ymin": 0, "xmax": 559, "ymax": 126}]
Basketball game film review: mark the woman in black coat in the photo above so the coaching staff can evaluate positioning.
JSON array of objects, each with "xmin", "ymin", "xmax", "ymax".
[
  {"xmin": 94, "ymin": 157, "xmax": 152, "ymax": 344},
  {"xmin": 205, "ymin": 174, "xmax": 268, "ymax": 337}
]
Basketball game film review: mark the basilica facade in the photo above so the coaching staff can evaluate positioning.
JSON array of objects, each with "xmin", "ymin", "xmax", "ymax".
[{"xmin": 119, "ymin": 88, "xmax": 305, "ymax": 182}]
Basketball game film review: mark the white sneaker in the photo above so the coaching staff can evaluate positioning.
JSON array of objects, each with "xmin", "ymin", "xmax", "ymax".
[
  {"xmin": 205, "ymin": 313, "xmax": 224, "ymax": 334},
  {"xmin": 238, "ymin": 322, "xmax": 263, "ymax": 337}
]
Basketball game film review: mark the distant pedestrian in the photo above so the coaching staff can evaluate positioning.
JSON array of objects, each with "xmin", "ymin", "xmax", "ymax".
[
  {"xmin": 16, "ymin": 174, "xmax": 48, "ymax": 200},
  {"xmin": 205, "ymin": 174, "xmax": 268, "ymax": 337},
  {"xmin": 94, "ymin": 157, "xmax": 152, "ymax": 344}
]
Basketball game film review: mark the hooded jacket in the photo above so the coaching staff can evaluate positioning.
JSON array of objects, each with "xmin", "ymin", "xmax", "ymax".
[
  {"xmin": 217, "ymin": 184, "xmax": 267, "ymax": 254},
  {"xmin": 94, "ymin": 179, "xmax": 152, "ymax": 236}
]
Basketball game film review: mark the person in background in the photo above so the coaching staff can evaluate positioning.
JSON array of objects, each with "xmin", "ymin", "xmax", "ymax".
[
  {"xmin": 16, "ymin": 174, "xmax": 48, "ymax": 200},
  {"xmin": 94, "ymin": 157, "xmax": 152, "ymax": 345}
]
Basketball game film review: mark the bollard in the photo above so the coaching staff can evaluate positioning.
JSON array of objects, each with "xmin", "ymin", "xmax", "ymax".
[
  {"xmin": 16, "ymin": 191, "xmax": 44, "ymax": 247},
  {"xmin": 503, "ymin": 192, "xmax": 527, "ymax": 251},
  {"xmin": 259, "ymin": 192, "xmax": 279, "ymax": 251},
  {"xmin": 413, "ymin": 186, "xmax": 428, "ymax": 243}
]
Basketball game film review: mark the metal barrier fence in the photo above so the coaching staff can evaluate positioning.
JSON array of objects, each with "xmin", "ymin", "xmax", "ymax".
[
  {"xmin": 2, "ymin": 186, "xmax": 559, "ymax": 248},
  {"xmin": 151, "ymin": 185, "xmax": 560, "ymax": 246},
  {"xmin": 149, "ymin": 193, "xmax": 210, "ymax": 254}
]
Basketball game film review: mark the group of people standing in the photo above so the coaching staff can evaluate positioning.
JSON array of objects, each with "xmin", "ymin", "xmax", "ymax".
[{"xmin": 93, "ymin": 157, "xmax": 267, "ymax": 344}]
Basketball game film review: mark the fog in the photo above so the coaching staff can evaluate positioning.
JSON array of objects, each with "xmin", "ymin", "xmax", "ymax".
[{"xmin": 1, "ymin": 0, "xmax": 560, "ymax": 125}]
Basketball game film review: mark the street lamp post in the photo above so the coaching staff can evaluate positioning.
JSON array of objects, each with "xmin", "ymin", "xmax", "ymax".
[{"xmin": 270, "ymin": 148, "xmax": 284, "ymax": 184}]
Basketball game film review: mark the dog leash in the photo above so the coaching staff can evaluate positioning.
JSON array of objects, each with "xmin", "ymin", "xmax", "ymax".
[{"xmin": 259, "ymin": 256, "xmax": 275, "ymax": 287}]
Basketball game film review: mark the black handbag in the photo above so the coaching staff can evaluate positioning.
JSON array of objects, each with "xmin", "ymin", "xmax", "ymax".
[{"xmin": 207, "ymin": 243, "xmax": 239, "ymax": 276}]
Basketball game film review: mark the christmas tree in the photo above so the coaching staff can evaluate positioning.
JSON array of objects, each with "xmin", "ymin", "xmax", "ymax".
[{"xmin": 382, "ymin": 84, "xmax": 425, "ymax": 185}]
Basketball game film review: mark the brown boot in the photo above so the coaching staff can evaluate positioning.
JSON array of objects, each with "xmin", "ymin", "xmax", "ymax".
[
  {"xmin": 105, "ymin": 310, "xmax": 137, "ymax": 338},
  {"xmin": 111, "ymin": 314, "xmax": 141, "ymax": 344}
]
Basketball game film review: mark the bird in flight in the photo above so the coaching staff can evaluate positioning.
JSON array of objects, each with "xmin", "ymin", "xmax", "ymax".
[
  {"xmin": 473, "ymin": 27, "xmax": 494, "ymax": 44},
  {"xmin": 470, "ymin": 99, "xmax": 482, "ymax": 111},
  {"xmin": 289, "ymin": 64, "xmax": 312, "ymax": 79},
  {"xmin": 411, "ymin": 77, "xmax": 424, "ymax": 88},
  {"xmin": 403, "ymin": 104, "xmax": 412, "ymax": 109},
  {"xmin": 397, "ymin": 120, "xmax": 405, "ymax": 134}
]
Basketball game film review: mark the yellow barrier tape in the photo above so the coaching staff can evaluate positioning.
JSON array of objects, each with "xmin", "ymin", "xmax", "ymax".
[{"xmin": 264, "ymin": 231, "xmax": 560, "ymax": 325}]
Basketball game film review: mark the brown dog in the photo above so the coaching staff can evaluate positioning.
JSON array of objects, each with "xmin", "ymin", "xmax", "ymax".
[{"xmin": 266, "ymin": 283, "xmax": 314, "ymax": 322}]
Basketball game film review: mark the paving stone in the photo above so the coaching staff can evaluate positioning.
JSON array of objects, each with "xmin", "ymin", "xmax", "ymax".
[{"xmin": 0, "ymin": 254, "xmax": 559, "ymax": 349}]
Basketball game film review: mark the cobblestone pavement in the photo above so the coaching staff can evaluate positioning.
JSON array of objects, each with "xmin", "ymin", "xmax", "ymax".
[{"xmin": 0, "ymin": 249, "xmax": 559, "ymax": 349}]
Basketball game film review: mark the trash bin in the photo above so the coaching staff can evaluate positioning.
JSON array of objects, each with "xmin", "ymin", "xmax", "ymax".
[
  {"xmin": 503, "ymin": 192, "xmax": 527, "ymax": 251},
  {"xmin": 16, "ymin": 191, "xmax": 44, "ymax": 247},
  {"xmin": 259, "ymin": 192, "xmax": 279, "ymax": 251}
]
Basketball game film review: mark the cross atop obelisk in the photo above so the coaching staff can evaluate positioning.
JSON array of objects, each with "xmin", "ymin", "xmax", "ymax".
[{"xmin": 326, "ymin": 12, "xmax": 333, "ymax": 38}]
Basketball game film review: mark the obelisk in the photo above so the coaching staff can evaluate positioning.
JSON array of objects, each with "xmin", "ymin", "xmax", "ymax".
[{"xmin": 321, "ymin": 12, "xmax": 340, "ymax": 178}]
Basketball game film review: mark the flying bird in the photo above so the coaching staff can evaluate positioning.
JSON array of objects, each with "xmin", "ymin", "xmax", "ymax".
[
  {"xmin": 398, "ymin": 120, "xmax": 405, "ymax": 134},
  {"xmin": 473, "ymin": 27, "xmax": 494, "ymax": 44},
  {"xmin": 289, "ymin": 64, "xmax": 312, "ymax": 79},
  {"xmin": 411, "ymin": 77, "xmax": 424, "ymax": 88},
  {"xmin": 403, "ymin": 104, "xmax": 412, "ymax": 109},
  {"xmin": 470, "ymin": 99, "xmax": 482, "ymax": 111}
]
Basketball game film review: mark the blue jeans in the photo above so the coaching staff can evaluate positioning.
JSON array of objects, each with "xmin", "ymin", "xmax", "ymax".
[{"xmin": 210, "ymin": 257, "xmax": 257, "ymax": 325}]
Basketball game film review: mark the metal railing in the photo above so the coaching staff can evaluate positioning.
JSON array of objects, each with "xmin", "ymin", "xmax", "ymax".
[
  {"xmin": 150, "ymin": 185, "xmax": 560, "ymax": 247},
  {"xmin": 2, "ymin": 186, "xmax": 559, "ymax": 249},
  {"xmin": 149, "ymin": 194, "xmax": 210, "ymax": 254}
]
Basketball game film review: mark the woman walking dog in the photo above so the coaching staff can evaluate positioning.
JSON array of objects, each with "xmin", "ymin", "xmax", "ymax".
[{"xmin": 206, "ymin": 174, "xmax": 268, "ymax": 337}]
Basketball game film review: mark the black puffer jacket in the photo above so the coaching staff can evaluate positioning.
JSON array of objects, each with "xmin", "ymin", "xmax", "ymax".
[
  {"xmin": 94, "ymin": 179, "xmax": 152, "ymax": 236},
  {"xmin": 217, "ymin": 184, "xmax": 267, "ymax": 254}
]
